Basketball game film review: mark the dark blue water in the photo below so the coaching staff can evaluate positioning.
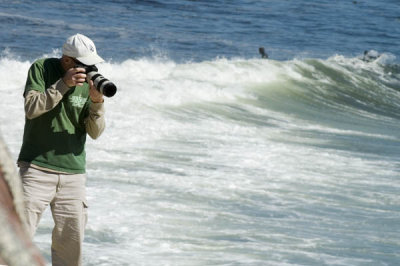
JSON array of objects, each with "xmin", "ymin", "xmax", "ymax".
[{"xmin": 1, "ymin": 0, "xmax": 399, "ymax": 62}]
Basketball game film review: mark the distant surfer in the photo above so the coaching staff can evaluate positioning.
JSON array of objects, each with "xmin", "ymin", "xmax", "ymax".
[
  {"xmin": 362, "ymin": 50, "xmax": 380, "ymax": 62},
  {"xmin": 259, "ymin": 47, "xmax": 268, "ymax": 59}
]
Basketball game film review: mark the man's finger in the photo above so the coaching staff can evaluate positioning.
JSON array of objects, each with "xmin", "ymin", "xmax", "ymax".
[{"xmin": 74, "ymin": 67, "xmax": 86, "ymax": 73}]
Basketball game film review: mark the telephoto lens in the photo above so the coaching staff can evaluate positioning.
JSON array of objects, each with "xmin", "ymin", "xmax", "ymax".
[{"xmin": 76, "ymin": 64, "xmax": 117, "ymax": 97}]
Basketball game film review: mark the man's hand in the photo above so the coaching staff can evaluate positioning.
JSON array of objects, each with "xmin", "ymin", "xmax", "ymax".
[
  {"xmin": 89, "ymin": 80, "xmax": 104, "ymax": 103},
  {"xmin": 63, "ymin": 67, "xmax": 86, "ymax": 87}
]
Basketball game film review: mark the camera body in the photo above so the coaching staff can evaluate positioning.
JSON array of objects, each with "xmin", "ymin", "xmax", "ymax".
[{"xmin": 75, "ymin": 63, "xmax": 117, "ymax": 97}]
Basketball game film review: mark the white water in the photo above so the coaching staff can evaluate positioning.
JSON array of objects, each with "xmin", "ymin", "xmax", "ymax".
[{"xmin": 1, "ymin": 55, "xmax": 399, "ymax": 265}]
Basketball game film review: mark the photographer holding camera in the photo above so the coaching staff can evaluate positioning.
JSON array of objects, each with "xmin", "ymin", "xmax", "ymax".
[{"xmin": 17, "ymin": 33, "xmax": 111, "ymax": 266}]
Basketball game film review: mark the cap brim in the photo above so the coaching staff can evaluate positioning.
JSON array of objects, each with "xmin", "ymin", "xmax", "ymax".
[{"xmin": 76, "ymin": 53, "xmax": 104, "ymax": 66}]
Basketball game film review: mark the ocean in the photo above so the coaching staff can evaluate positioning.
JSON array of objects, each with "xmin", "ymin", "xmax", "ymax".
[{"xmin": 1, "ymin": 0, "xmax": 400, "ymax": 265}]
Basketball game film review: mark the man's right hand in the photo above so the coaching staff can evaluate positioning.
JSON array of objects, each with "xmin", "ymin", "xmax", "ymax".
[{"xmin": 62, "ymin": 67, "xmax": 87, "ymax": 87}]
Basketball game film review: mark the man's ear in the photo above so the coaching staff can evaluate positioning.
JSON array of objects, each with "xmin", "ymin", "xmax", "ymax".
[
  {"xmin": 61, "ymin": 55, "xmax": 74, "ymax": 70},
  {"xmin": 61, "ymin": 55, "xmax": 71, "ymax": 64}
]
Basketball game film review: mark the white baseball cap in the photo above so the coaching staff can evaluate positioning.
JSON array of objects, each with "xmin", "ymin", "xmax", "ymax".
[{"xmin": 62, "ymin": 33, "xmax": 104, "ymax": 65}]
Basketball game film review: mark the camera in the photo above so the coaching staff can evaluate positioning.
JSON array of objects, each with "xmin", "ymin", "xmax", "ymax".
[{"xmin": 75, "ymin": 63, "xmax": 117, "ymax": 97}]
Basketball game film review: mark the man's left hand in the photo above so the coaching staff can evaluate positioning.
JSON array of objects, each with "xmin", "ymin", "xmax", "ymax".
[{"xmin": 89, "ymin": 80, "xmax": 104, "ymax": 103}]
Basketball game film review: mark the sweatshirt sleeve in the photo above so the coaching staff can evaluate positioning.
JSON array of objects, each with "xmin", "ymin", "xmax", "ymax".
[
  {"xmin": 24, "ymin": 79, "xmax": 70, "ymax": 119},
  {"xmin": 85, "ymin": 102, "xmax": 105, "ymax": 139}
]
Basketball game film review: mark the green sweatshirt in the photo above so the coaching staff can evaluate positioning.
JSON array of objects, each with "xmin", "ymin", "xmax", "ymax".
[{"xmin": 18, "ymin": 58, "xmax": 104, "ymax": 174}]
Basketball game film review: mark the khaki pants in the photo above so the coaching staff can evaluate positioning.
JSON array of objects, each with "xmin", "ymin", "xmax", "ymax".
[{"xmin": 19, "ymin": 166, "xmax": 88, "ymax": 266}]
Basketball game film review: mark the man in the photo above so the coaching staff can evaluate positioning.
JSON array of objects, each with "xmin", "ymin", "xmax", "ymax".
[
  {"xmin": 18, "ymin": 33, "xmax": 106, "ymax": 266},
  {"xmin": 259, "ymin": 47, "xmax": 268, "ymax": 59}
]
